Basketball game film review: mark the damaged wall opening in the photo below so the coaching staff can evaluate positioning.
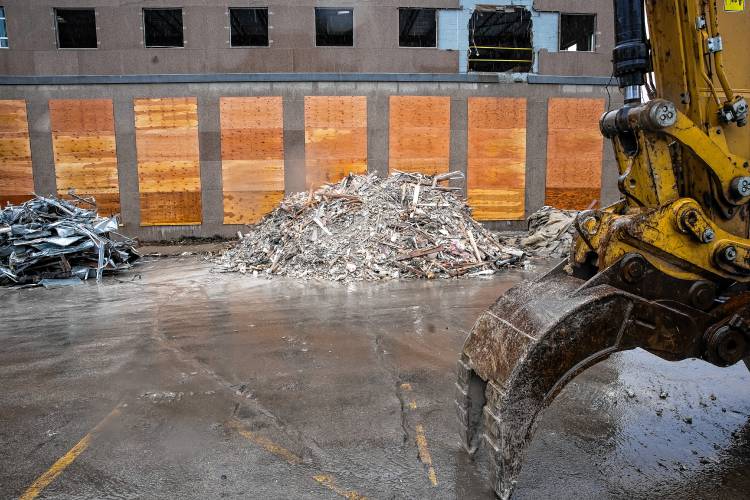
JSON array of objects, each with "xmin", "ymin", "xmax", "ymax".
[
  {"xmin": 468, "ymin": 6, "xmax": 532, "ymax": 73},
  {"xmin": 143, "ymin": 8, "xmax": 184, "ymax": 48},
  {"xmin": 230, "ymin": 7, "xmax": 269, "ymax": 47},
  {"xmin": 560, "ymin": 14, "xmax": 596, "ymax": 52},
  {"xmin": 55, "ymin": 8, "xmax": 97, "ymax": 49}
]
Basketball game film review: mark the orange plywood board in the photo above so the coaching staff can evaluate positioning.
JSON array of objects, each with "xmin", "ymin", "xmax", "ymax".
[
  {"xmin": 304, "ymin": 96, "xmax": 367, "ymax": 189},
  {"xmin": 0, "ymin": 100, "xmax": 33, "ymax": 206},
  {"xmin": 49, "ymin": 99, "xmax": 120, "ymax": 216},
  {"xmin": 467, "ymin": 97, "xmax": 527, "ymax": 221},
  {"xmin": 220, "ymin": 97, "xmax": 284, "ymax": 224},
  {"xmin": 545, "ymin": 98, "xmax": 605, "ymax": 210},
  {"xmin": 389, "ymin": 96, "xmax": 451, "ymax": 176},
  {"xmin": 134, "ymin": 97, "xmax": 201, "ymax": 226}
]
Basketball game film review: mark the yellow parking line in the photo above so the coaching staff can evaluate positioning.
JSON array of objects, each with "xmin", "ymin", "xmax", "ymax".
[
  {"xmin": 230, "ymin": 420, "xmax": 367, "ymax": 499},
  {"xmin": 415, "ymin": 424, "xmax": 438, "ymax": 487},
  {"xmin": 19, "ymin": 404, "xmax": 122, "ymax": 500},
  {"xmin": 313, "ymin": 475, "xmax": 367, "ymax": 500},
  {"xmin": 228, "ymin": 419, "xmax": 302, "ymax": 465}
]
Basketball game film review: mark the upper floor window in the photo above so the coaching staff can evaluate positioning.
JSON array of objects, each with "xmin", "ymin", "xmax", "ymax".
[
  {"xmin": 399, "ymin": 8, "xmax": 436, "ymax": 48},
  {"xmin": 55, "ymin": 8, "xmax": 97, "ymax": 49},
  {"xmin": 230, "ymin": 7, "xmax": 268, "ymax": 47},
  {"xmin": 560, "ymin": 14, "xmax": 596, "ymax": 52},
  {"xmin": 468, "ymin": 7, "xmax": 533, "ymax": 73},
  {"xmin": 315, "ymin": 8, "xmax": 353, "ymax": 47},
  {"xmin": 0, "ymin": 7, "xmax": 7, "ymax": 48},
  {"xmin": 143, "ymin": 8, "xmax": 183, "ymax": 48}
]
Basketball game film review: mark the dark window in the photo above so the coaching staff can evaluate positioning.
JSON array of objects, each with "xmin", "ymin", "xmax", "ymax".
[
  {"xmin": 399, "ymin": 8, "xmax": 436, "ymax": 48},
  {"xmin": 315, "ymin": 8, "xmax": 353, "ymax": 47},
  {"xmin": 560, "ymin": 14, "xmax": 595, "ymax": 52},
  {"xmin": 143, "ymin": 8, "xmax": 183, "ymax": 48},
  {"xmin": 55, "ymin": 8, "xmax": 97, "ymax": 49},
  {"xmin": 468, "ymin": 7, "xmax": 532, "ymax": 73},
  {"xmin": 0, "ymin": 7, "xmax": 7, "ymax": 48},
  {"xmin": 230, "ymin": 8, "xmax": 268, "ymax": 47}
]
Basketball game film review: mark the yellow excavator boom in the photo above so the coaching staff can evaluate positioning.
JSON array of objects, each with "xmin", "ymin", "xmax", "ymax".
[{"xmin": 456, "ymin": 1, "xmax": 749, "ymax": 498}]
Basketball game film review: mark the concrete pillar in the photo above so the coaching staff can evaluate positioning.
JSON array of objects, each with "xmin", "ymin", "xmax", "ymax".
[
  {"xmin": 26, "ymin": 99, "xmax": 56, "ymax": 197},
  {"xmin": 197, "ymin": 94, "xmax": 223, "ymax": 226},
  {"xmin": 525, "ymin": 96, "xmax": 549, "ymax": 217},
  {"xmin": 601, "ymin": 138, "xmax": 620, "ymax": 206},
  {"xmin": 449, "ymin": 96, "xmax": 468, "ymax": 191},
  {"xmin": 282, "ymin": 92, "xmax": 306, "ymax": 194},
  {"xmin": 113, "ymin": 96, "xmax": 140, "ymax": 229},
  {"xmin": 367, "ymin": 92, "xmax": 389, "ymax": 177}
]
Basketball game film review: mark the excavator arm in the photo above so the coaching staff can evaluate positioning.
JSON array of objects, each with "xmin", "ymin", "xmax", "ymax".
[{"xmin": 457, "ymin": 1, "xmax": 750, "ymax": 498}]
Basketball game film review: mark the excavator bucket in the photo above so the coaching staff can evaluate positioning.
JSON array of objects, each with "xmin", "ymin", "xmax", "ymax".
[{"xmin": 455, "ymin": 260, "xmax": 713, "ymax": 499}]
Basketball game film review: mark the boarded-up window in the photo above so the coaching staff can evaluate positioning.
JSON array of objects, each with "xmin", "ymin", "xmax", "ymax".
[
  {"xmin": 304, "ymin": 96, "xmax": 367, "ymax": 189},
  {"xmin": 545, "ymin": 98, "xmax": 605, "ymax": 209},
  {"xmin": 221, "ymin": 97, "xmax": 284, "ymax": 224},
  {"xmin": 388, "ymin": 96, "xmax": 450, "ymax": 176},
  {"xmin": 468, "ymin": 97, "xmax": 526, "ymax": 220},
  {"xmin": 0, "ymin": 100, "xmax": 33, "ymax": 206},
  {"xmin": 134, "ymin": 97, "xmax": 201, "ymax": 226},
  {"xmin": 49, "ymin": 99, "xmax": 120, "ymax": 216}
]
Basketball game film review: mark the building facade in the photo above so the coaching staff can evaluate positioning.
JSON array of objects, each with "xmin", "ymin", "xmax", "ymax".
[{"xmin": 0, "ymin": 1, "xmax": 621, "ymax": 240}]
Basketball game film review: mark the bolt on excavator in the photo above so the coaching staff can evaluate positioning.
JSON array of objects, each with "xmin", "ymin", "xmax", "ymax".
[{"xmin": 456, "ymin": 0, "xmax": 750, "ymax": 497}]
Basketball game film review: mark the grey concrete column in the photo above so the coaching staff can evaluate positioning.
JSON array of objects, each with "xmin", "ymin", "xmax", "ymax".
[
  {"xmin": 282, "ymin": 92, "xmax": 306, "ymax": 193},
  {"xmin": 26, "ymin": 99, "xmax": 56, "ymax": 197},
  {"xmin": 367, "ymin": 91, "xmax": 389, "ymax": 177},
  {"xmin": 600, "ymin": 139, "xmax": 620, "ymax": 206},
  {"xmin": 524, "ymin": 97, "xmax": 549, "ymax": 218},
  {"xmin": 197, "ymin": 94, "xmax": 223, "ymax": 226},
  {"xmin": 449, "ymin": 96, "xmax": 468, "ymax": 192},
  {"xmin": 113, "ymin": 96, "xmax": 140, "ymax": 229}
]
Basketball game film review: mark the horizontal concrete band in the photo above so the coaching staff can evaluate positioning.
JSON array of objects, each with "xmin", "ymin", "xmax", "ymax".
[{"xmin": 0, "ymin": 73, "xmax": 615, "ymax": 86}]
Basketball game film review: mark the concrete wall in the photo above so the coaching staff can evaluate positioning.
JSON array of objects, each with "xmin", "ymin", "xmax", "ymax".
[
  {"xmin": 0, "ymin": 0, "xmax": 613, "ymax": 77},
  {"xmin": 0, "ymin": 80, "xmax": 622, "ymax": 240}
]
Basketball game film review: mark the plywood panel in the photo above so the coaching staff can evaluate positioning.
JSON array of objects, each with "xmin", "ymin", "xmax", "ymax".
[
  {"xmin": 220, "ymin": 97, "xmax": 284, "ymax": 224},
  {"xmin": 545, "ymin": 97, "xmax": 605, "ymax": 210},
  {"xmin": 134, "ymin": 97, "xmax": 201, "ymax": 226},
  {"xmin": 0, "ymin": 100, "xmax": 33, "ymax": 206},
  {"xmin": 467, "ymin": 97, "xmax": 526, "ymax": 221},
  {"xmin": 389, "ymin": 96, "xmax": 451, "ymax": 176},
  {"xmin": 49, "ymin": 99, "xmax": 120, "ymax": 216},
  {"xmin": 304, "ymin": 96, "xmax": 367, "ymax": 189}
]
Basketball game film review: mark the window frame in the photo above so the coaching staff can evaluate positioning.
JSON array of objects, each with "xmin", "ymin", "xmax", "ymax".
[
  {"xmin": 558, "ymin": 13, "xmax": 597, "ymax": 53},
  {"xmin": 142, "ymin": 7, "xmax": 185, "ymax": 49},
  {"xmin": 398, "ymin": 7, "xmax": 438, "ymax": 49},
  {"xmin": 314, "ymin": 7, "xmax": 354, "ymax": 48},
  {"xmin": 0, "ymin": 6, "xmax": 8, "ymax": 49},
  {"xmin": 228, "ymin": 7, "xmax": 270, "ymax": 48},
  {"xmin": 54, "ymin": 7, "xmax": 98, "ymax": 50}
]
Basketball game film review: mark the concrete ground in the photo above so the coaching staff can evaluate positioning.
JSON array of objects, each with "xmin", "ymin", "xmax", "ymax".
[{"xmin": 1, "ymin": 257, "xmax": 749, "ymax": 500}]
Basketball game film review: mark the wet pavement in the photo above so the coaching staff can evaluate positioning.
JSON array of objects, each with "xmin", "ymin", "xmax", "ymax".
[{"xmin": 1, "ymin": 256, "xmax": 749, "ymax": 499}]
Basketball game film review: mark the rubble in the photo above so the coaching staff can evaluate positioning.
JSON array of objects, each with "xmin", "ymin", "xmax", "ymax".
[
  {"xmin": 217, "ymin": 171, "xmax": 525, "ymax": 282},
  {"xmin": 0, "ymin": 196, "xmax": 140, "ymax": 286},
  {"xmin": 499, "ymin": 206, "xmax": 578, "ymax": 259}
]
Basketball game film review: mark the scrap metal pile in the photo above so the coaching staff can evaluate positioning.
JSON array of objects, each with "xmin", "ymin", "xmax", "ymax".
[
  {"xmin": 0, "ymin": 196, "xmax": 139, "ymax": 286},
  {"xmin": 218, "ymin": 171, "xmax": 525, "ymax": 281},
  {"xmin": 499, "ymin": 206, "xmax": 578, "ymax": 259}
]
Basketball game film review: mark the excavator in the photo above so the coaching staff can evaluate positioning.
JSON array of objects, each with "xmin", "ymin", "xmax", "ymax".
[{"xmin": 455, "ymin": 0, "xmax": 749, "ymax": 498}]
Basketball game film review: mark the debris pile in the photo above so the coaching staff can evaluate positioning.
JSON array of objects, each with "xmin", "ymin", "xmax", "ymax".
[
  {"xmin": 218, "ymin": 172, "xmax": 525, "ymax": 281},
  {"xmin": 499, "ymin": 206, "xmax": 578, "ymax": 258},
  {"xmin": 0, "ymin": 196, "xmax": 140, "ymax": 287}
]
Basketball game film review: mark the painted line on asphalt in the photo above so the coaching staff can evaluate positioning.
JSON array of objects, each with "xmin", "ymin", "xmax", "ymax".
[
  {"xmin": 229, "ymin": 419, "xmax": 367, "ymax": 499},
  {"xmin": 313, "ymin": 475, "xmax": 367, "ymax": 500},
  {"xmin": 415, "ymin": 424, "xmax": 438, "ymax": 487},
  {"xmin": 19, "ymin": 403, "xmax": 123, "ymax": 500}
]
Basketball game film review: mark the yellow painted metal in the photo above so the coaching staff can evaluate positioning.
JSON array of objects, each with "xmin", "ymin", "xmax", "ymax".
[{"xmin": 572, "ymin": 0, "xmax": 750, "ymax": 282}]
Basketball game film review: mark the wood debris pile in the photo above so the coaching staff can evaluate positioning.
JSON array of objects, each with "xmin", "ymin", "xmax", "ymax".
[
  {"xmin": 0, "ymin": 196, "xmax": 140, "ymax": 286},
  {"xmin": 217, "ymin": 171, "xmax": 525, "ymax": 281},
  {"xmin": 499, "ymin": 206, "xmax": 578, "ymax": 259}
]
